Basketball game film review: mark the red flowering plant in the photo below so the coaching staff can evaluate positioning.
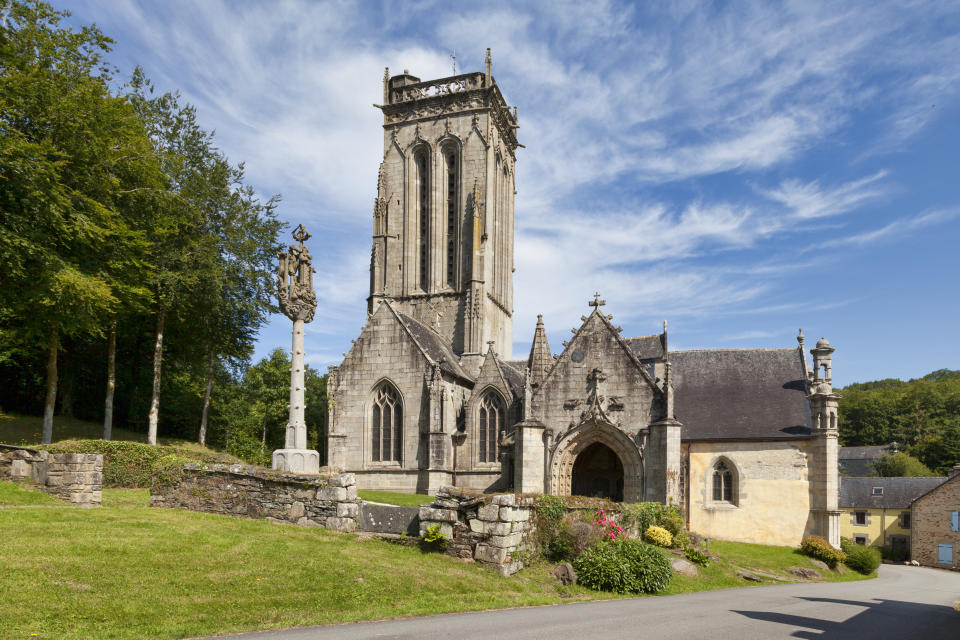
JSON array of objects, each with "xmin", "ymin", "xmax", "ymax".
[{"xmin": 593, "ymin": 508, "xmax": 623, "ymax": 541}]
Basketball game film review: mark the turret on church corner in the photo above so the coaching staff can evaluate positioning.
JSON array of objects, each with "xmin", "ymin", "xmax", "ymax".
[{"xmin": 369, "ymin": 49, "xmax": 519, "ymax": 363}]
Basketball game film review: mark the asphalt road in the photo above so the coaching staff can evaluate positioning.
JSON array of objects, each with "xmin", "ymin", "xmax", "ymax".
[{"xmin": 217, "ymin": 564, "xmax": 959, "ymax": 640}]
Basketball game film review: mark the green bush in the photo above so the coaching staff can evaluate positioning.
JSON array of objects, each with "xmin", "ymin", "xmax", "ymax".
[
  {"xmin": 422, "ymin": 524, "xmax": 449, "ymax": 551},
  {"xmin": 684, "ymin": 546, "xmax": 710, "ymax": 567},
  {"xmin": 620, "ymin": 501, "xmax": 684, "ymax": 538},
  {"xmin": 40, "ymin": 439, "xmax": 239, "ymax": 488},
  {"xmin": 800, "ymin": 535, "xmax": 846, "ymax": 569},
  {"xmin": 573, "ymin": 539, "xmax": 673, "ymax": 594},
  {"xmin": 844, "ymin": 544, "xmax": 882, "ymax": 575},
  {"xmin": 644, "ymin": 525, "xmax": 673, "ymax": 548}
]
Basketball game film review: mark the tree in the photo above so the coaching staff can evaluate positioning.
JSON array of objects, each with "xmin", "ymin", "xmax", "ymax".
[
  {"xmin": 0, "ymin": 0, "xmax": 160, "ymax": 442},
  {"xmin": 871, "ymin": 452, "xmax": 936, "ymax": 477}
]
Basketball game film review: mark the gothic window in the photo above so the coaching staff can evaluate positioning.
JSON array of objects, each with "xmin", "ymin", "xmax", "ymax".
[
  {"xmin": 415, "ymin": 149, "xmax": 430, "ymax": 292},
  {"xmin": 444, "ymin": 148, "xmax": 458, "ymax": 289},
  {"xmin": 712, "ymin": 460, "xmax": 735, "ymax": 503},
  {"xmin": 371, "ymin": 382, "xmax": 402, "ymax": 462},
  {"xmin": 478, "ymin": 391, "xmax": 505, "ymax": 463}
]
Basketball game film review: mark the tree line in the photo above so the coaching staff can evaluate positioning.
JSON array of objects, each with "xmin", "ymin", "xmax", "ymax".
[
  {"xmin": 838, "ymin": 369, "xmax": 960, "ymax": 474},
  {"xmin": 0, "ymin": 1, "xmax": 324, "ymax": 460}
]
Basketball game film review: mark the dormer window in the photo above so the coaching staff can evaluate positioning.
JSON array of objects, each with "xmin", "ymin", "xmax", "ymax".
[{"xmin": 872, "ymin": 487, "xmax": 883, "ymax": 496}]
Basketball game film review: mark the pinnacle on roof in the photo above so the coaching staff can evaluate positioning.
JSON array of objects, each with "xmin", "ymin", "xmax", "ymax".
[{"xmin": 527, "ymin": 314, "xmax": 552, "ymax": 388}]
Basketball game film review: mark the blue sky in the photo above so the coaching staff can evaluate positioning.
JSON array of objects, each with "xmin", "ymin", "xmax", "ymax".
[{"xmin": 63, "ymin": 0, "xmax": 960, "ymax": 386}]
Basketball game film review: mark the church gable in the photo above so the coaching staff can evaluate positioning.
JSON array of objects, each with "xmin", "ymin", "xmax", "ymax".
[{"xmin": 532, "ymin": 304, "xmax": 663, "ymax": 442}]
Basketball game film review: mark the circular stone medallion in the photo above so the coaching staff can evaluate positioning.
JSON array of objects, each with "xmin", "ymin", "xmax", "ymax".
[{"xmin": 571, "ymin": 350, "xmax": 584, "ymax": 363}]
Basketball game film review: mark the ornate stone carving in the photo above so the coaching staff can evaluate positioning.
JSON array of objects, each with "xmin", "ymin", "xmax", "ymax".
[{"xmin": 277, "ymin": 224, "xmax": 317, "ymax": 323}]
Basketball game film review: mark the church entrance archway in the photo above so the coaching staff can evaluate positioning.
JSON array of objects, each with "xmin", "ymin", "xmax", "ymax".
[
  {"xmin": 550, "ymin": 421, "xmax": 643, "ymax": 502},
  {"xmin": 571, "ymin": 442, "xmax": 624, "ymax": 502}
]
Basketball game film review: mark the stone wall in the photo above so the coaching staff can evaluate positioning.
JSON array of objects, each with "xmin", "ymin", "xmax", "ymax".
[
  {"xmin": 418, "ymin": 486, "xmax": 535, "ymax": 576},
  {"xmin": 150, "ymin": 463, "xmax": 360, "ymax": 532},
  {"xmin": 0, "ymin": 447, "xmax": 102, "ymax": 506},
  {"xmin": 911, "ymin": 474, "xmax": 960, "ymax": 569}
]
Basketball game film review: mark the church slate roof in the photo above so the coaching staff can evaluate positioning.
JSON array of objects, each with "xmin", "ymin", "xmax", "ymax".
[
  {"xmin": 624, "ymin": 334, "xmax": 665, "ymax": 360},
  {"xmin": 839, "ymin": 476, "xmax": 946, "ymax": 509},
  {"xmin": 669, "ymin": 348, "xmax": 812, "ymax": 440},
  {"xmin": 498, "ymin": 360, "xmax": 526, "ymax": 397},
  {"xmin": 840, "ymin": 445, "xmax": 895, "ymax": 460},
  {"xmin": 395, "ymin": 312, "xmax": 473, "ymax": 382}
]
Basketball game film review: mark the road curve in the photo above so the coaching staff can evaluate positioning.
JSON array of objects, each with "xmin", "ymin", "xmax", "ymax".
[{"xmin": 214, "ymin": 564, "xmax": 959, "ymax": 640}]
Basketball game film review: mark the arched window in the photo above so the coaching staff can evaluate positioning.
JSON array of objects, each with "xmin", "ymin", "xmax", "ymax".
[
  {"xmin": 444, "ymin": 148, "xmax": 459, "ymax": 289},
  {"xmin": 712, "ymin": 460, "xmax": 735, "ymax": 503},
  {"xmin": 371, "ymin": 382, "xmax": 402, "ymax": 462},
  {"xmin": 415, "ymin": 149, "xmax": 430, "ymax": 292},
  {"xmin": 478, "ymin": 392, "xmax": 504, "ymax": 463}
]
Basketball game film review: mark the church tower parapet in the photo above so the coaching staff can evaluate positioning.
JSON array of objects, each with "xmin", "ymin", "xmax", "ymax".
[{"xmin": 370, "ymin": 51, "xmax": 519, "ymax": 360}]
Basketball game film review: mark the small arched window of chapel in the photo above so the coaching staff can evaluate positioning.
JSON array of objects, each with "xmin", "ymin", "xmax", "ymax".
[{"xmin": 712, "ymin": 460, "xmax": 735, "ymax": 503}]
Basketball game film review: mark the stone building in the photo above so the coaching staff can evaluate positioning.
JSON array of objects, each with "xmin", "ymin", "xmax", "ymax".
[
  {"xmin": 839, "ymin": 476, "xmax": 945, "ymax": 554},
  {"xmin": 326, "ymin": 55, "xmax": 842, "ymax": 547},
  {"xmin": 910, "ymin": 465, "xmax": 960, "ymax": 569}
]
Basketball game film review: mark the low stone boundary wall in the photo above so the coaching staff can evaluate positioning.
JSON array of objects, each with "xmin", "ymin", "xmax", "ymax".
[
  {"xmin": 360, "ymin": 503, "xmax": 420, "ymax": 536},
  {"xmin": 418, "ymin": 486, "xmax": 536, "ymax": 576},
  {"xmin": 150, "ymin": 463, "xmax": 360, "ymax": 532},
  {"xmin": 0, "ymin": 447, "xmax": 102, "ymax": 506}
]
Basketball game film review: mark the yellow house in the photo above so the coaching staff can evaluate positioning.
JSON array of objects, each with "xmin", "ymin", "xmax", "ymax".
[{"xmin": 839, "ymin": 476, "xmax": 945, "ymax": 555}]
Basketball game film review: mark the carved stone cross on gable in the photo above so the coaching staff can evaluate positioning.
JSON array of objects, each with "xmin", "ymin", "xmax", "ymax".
[{"xmin": 589, "ymin": 292, "xmax": 606, "ymax": 308}]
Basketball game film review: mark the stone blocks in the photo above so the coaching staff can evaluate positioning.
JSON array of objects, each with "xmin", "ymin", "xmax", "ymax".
[
  {"xmin": 272, "ymin": 448, "xmax": 320, "ymax": 475},
  {"xmin": 0, "ymin": 449, "xmax": 102, "ymax": 506}
]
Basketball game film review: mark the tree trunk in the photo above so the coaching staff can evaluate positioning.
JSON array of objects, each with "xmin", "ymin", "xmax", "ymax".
[
  {"xmin": 198, "ymin": 350, "xmax": 215, "ymax": 446},
  {"xmin": 261, "ymin": 412, "xmax": 269, "ymax": 451},
  {"xmin": 41, "ymin": 328, "xmax": 59, "ymax": 444},
  {"xmin": 59, "ymin": 348, "xmax": 74, "ymax": 417},
  {"xmin": 103, "ymin": 318, "xmax": 117, "ymax": 440},
  {"xmin": 147, "ymin": 310, "xmax": 165, "ymax": 446}
]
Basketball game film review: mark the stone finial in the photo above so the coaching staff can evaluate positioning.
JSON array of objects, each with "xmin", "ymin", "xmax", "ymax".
[
  {"xmin": 797, "ymin": 328, "xmax": 804, "ymax": 346},
  {"xmin": 485, "ymin": 48, "xmax": 492, "ymax": 84},
  {"xmin": 383, "ymin": 67, "xmax": 390, "ymax": 103},
  {"xmin": 528, "ymin": 312, "xmax": 552, "ymax": 388},
  {"xmin": 589, "ymin": 292, "xmax": 606, "ymax": 308}
]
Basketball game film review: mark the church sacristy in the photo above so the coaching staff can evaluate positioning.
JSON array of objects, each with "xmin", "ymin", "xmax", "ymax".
[{"xmin": 326, "ymin": 52, "xmax": 842, "ymax": 547}]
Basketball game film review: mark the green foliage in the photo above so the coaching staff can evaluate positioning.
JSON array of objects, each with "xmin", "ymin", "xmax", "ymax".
[
  {"xmin": 871, "ymin": 452, "xmax": 936, "ymax": 477},
  {"xmin": 39, "ymin": 439, "xmax": 237, "ymax": 487},
  {"xmin": 620, "ymin": 501, "xmax": 684, "ymax": 538},
  {"xmin": 839, "ymin": 369, "xmax": 960, "ymax": 473},
  {"xmin": 422, "ymin": 523, "xmax": 448, "ymax": 551},
  {"xmin": 800, "ymin": 535, "xmax": 846, "ymax": 569},
  {"xmin": 644, "ymin": 525, "xmax": 673, "ymax": 548},
  {"xmin": 684, "ymin": 546, "xmax": 710, "ymax": 567},
  {"xmin": 843, "ymin": 544, "xmax": 882, "ymax": 575},
  {"xmin": 535, "ymin": 494, "xmax": 567, "ymax": 522},
  {"xmin": 150, "ymin": 454, "xmax": 191, "ymax": 490},
  {"xmin": 573, "ymin": 538, "xmax": 673, "ymax": 594}
]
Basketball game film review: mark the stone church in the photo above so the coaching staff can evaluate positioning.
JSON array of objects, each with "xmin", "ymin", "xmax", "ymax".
[{"xmin": 326, "ymin": 53, "xmax": 841, "ymax": 547}]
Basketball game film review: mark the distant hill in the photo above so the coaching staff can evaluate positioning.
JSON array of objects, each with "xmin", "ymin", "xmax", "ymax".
[{"xmin": 838, "ymin": 369, "xmax": 960, "ymax": 474}]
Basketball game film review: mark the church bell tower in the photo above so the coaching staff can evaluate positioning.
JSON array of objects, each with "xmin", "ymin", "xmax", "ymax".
[{"xmin": 369, "ymin": 49, "xmax": 519, "ymax": 361}]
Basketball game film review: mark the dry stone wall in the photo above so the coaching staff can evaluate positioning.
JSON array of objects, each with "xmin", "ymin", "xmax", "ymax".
[
  {"xmin": 150, "ymin": 463, "xmax": 360, "ymax": 532},
  {"xmin": 0, "ymin": 447, "xmax": 102, "ymax": 506},
  {"xmin": 418, "ymin": 486, "xmax": 536, "ymax": 575}
]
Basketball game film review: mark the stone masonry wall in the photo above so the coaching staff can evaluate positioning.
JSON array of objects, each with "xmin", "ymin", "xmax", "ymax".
[
  {"xmin": 0, "ymin": 447, "xmax": 102, "ymax": 506},
  {"xmin": 418, "ymin": 486, "xmax": 535, "ymax": 576},
  {"xmin": 150, "ymin": 463, "xmax": 360, "ymax": 532},
  {"xmin": 911, "ymin": 474, "xmax": 960, "ymax": 569}
]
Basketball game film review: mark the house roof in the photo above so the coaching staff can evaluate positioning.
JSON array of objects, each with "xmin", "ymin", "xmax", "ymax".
[
  {"xmin": 669, "ymin": 348, "xmax": 813, "ymax": 440},
  {"xmin": 839, "ymin": 476, "xmax": 947, "ymax": 509},
  {"xmin": 839, "ymin": 445, "xmax": 894, "ymax": 461},
  {"xmin": 910, "ymin": 472, "xmax": 960, "ymax": 505},
  {"xmin": 395, "ymin": 312, "xmax": 472, "ymax": 382},
  {"xmin": 497, "ymin": 359, "xmax": 526, "ymax": 397},
  {"xmin": 624, "ymin": 334, "xmax": 665, "ymax": 360}
]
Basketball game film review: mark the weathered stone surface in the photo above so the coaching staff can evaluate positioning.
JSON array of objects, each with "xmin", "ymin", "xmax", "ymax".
[
  {"xmin": 289, "ymin": 501, "xmax": 306, "ymax": 519},
  {"xmin": 554, "ymin": 563, "xmax": 577, "ymax": 585},
  {"xmin": 810, "ymin": 559, "xmax": 830, "ymax": 572},
  {"xmin": 499, "ymin": 506, "xmax": 529, "ymax": 522},
  {"xmin": 670, "ymin": 557, "xmax": 698, "ymax": 577},
  {"xmin": 790, "ymin": 566, "xmax": 821, "ymax": 579},
  {"xmin": 487, "ymin": 532, "xmax": 523, "ymax": 548},
  {"xmin": 475, "ymin": 544, "xmax": 509, "ymax": 564},
  {"xmin": 418, "ymin": 507, "xmax": 458, "ymax": 523},
  {"xmin": 737, "ymin": 570, "xmax": 763, "ymax": 582},
  {"xmin": 490, "ymin": 494, "xmax": 516, "ymax": 507},
  {"xmin": 477, "ymin": 504, "xmax": 500, "ymax": 521},
  {"xmin": 359, "ymin": 503, "xmax": 419, "ymax": 535}
]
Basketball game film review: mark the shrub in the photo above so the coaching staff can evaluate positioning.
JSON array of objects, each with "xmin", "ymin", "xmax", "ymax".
[
  {"xmin": 844, "ymin": 544, "xmax": 882, "ymax": 575},
  {"xmin": 684, "ymin": 546, "xmax": 710, "ymax": 567},
  {"xmin": 536, "ymin": 494, "xmax": 567, "ymax": 522},
  {"xmin": 593, "ymin": 508, "xmax": 623, "ymax": 541},
  {"xmin": 800, "ymin": 535, "xmax": 846, "ymax": 569},
  {"xmin": 573, "ymin": 538, "xmax": 673, "ymax": 594},
  {"xmin": 620, "ymin": 501, "xmax": 684, "ymax": 538},
  {"xmin": 422, "ymin": 523, "xmax": 448, "ymax": 551},
  {"xmin": 644, "ymin": 525, "xmax": 673, "ymax": 548}
]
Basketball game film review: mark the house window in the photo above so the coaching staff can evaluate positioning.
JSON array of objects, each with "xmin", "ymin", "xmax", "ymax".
[
  {"xmin": 854, "ymin": 511, "xmax": 867, "ymax": 525},
  {"xmin": 899, "ymin": 512, "xmax": 911, "ymax": 529},
  {"xmin": 872, "ymin": 487, "xmax": 883, "ymax": 496},
  {"xmin": 371, "ymin": 382, "xmax": 402, "ymax": 462},
  {"xmin": 478, "ymin": 392, "xmax": 505, "ymax": 463},
  {"xmin": 854, "ymin": 535, "xmax": 868, "ymax": 545},
  {"xmin": 938, "ymin": 544, "xmax": 953, "ymax": 564},
  {"xmin": 952, "ymin": 511, "xmax": 959, "ymax": 532},
  {"xmin": 712, "ymin": 460, "xmax": 735, "ymax": 503}
]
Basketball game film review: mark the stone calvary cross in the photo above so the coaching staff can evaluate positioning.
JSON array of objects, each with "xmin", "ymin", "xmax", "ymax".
[{"xmin": 272, "ymin": 224, "xmax": 321, "ymax": 474}]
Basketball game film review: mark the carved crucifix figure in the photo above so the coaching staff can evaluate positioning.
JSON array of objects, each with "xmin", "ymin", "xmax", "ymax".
[{"xmin": 273, "ymin": 224, "xmax": 320, "ymax": 474}]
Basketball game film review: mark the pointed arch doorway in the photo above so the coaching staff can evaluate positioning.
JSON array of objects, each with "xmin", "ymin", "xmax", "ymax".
[{"xmin": 571, "ymin": 442, "xmax": 624, "ymax": 502}]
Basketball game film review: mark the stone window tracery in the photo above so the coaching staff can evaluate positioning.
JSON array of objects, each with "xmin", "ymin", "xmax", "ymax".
[
  {"xmin": 478, "ymin": 391, "xmax": 504, "ymax": 463},
  {"xmin": 712, "ymin": 460, "xmax": 735, "ymax": 503},
  {"xmin": 371, "ymin": 382, "xmax": 402, "ymax": 462},
  {"xmin": 444, "ymin": 148, "xmax": 459, "ymax": 289},
  {"xmin": 415, "ymin": 149, "xmax": 430, "ymax": 292}
]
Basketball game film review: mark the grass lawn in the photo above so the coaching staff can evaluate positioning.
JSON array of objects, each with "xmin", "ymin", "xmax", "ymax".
[
  {"xmin": 0, "ymin": 411, "xmax": 145, "ymax": 445},
  {"xmin": 0, "ymin": 485, "xmax": 873, "ymax": 639},
  {"xmin": 0, "ymin": 481, "xmax": 64, "ymax": 506},
  {"xmin": 358, "ymin": 490, "xmax": 433, "ymax": 506}
]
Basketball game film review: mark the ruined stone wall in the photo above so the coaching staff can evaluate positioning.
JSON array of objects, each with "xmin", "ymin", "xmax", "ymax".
[
  {"xmin": 686, "ymin": 440, "xmax": 813, "ymax": 546},
  {"xmin": 0, "ymin": 448, "xmax": 102, "ymax": 506},
  {"xmin": 417, "ymin": 486, "xmax": 535, "ymax": 575},
  {"xmin": 911, "ymin": 475, "xmax": 960, "ymax": 569},
  {"xmin": 150, "ymin": 464, "xmax": 360, "ymax": 532}
]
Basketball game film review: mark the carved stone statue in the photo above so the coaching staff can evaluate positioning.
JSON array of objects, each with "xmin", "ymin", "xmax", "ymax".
[{"xmin": 272, "ymin": 224, "xmax": 320, "ymax": 474}]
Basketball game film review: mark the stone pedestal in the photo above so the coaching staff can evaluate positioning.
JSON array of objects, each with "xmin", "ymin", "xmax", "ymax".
[
  {"xmin": 271, "ymin": 448, "xmax": 320, "ymax": 475},
  {"xmin": 646, "ymin": 418, "xmax": 682, "ymax": 505},
  {"xmin": 513, "ymin": 419, "xmax": 545, "ymax": 493}
]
